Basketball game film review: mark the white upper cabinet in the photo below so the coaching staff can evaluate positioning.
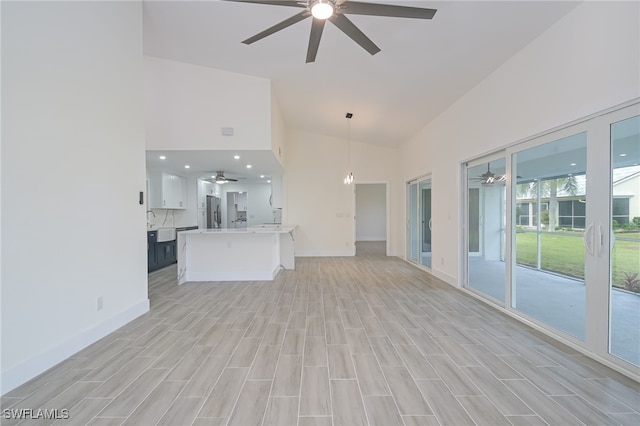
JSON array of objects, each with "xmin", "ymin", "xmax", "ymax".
[
  {"xmin": 237, "ymin": 192, "xmax": 248, "ymax": 212},
  {"xmin": 197, "ymin": 180, "xmax": 215, "ymax": 209},
  {"xmin": 149, "ymin": 171, "xmax": 186, "ymax": 209}
]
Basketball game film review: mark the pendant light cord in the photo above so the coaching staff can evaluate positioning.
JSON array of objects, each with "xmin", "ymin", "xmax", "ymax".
[{"xmin": 345, "ymin": 112, "xmax": 353, "ymax": 184}]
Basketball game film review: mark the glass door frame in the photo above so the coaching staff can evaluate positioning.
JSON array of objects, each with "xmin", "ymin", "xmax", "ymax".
[
  {"xmin": 507, "ymin": 123, "xmax": 590, "ymax": 341},
  {"xmin": 462, "ymin": 151, "xmax": 507, "ymax": 305},
  {"xmin": 406, "ymin": 174, "xmax": 432, "ymax": 270}
]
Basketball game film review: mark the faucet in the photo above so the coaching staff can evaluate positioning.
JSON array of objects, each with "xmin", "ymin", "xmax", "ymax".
[{"xmin": 146, "ymin": 210, "xmax": 156, "ymax": 228}]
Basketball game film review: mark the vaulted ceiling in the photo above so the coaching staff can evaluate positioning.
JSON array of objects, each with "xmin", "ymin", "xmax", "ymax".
[{"xmin": 142, "ymin": 0, "xmax": 579, "ymax": 178}]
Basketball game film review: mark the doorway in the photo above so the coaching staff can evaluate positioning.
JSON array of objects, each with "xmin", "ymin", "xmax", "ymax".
[
  {"xmin": 226, "ymin": 191, "xmax": 248, "ymax": 228},
  {"xmin": 355, "ymin": 183, "xmax": 387, "ymax": 256}
]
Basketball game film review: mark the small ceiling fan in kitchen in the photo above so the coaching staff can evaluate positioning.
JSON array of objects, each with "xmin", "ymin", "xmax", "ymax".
[
  {"xmin": 211, "ymin": 171, "xmax": 239, "ymax": 184},
  {"xmin": 224, "ymin": 0, "xmax": 437, "ymax": 63}
]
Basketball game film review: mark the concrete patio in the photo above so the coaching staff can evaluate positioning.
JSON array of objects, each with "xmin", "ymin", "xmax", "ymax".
[{"xmin": 468, "ymin": 257, "xmax": 640, "ymax": 367}]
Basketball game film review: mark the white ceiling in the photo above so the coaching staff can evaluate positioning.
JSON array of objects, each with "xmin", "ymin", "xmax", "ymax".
[
  {"xmin": 142, "ymin": 0, "xmax": 580, "ymax": 177},
  {"xmin": 146, "ymin": 149, "xmax": 283, "ymax": 183}
]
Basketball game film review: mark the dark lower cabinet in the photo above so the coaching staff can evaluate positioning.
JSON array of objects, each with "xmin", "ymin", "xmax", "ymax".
[
  {"xmin": 148, "ymin": 231, "xmax": 176, "ymax": 272},
  {"xmin": 148, "ymin": 226, "xmax": 196, "ymax": 273},
  {"xmin": 148, "ymin": 231, "xmax": 158, "ymax": 272},
  {"xmin": 156, "ymin": 241, "xmax": 176, "ymax": 268}
]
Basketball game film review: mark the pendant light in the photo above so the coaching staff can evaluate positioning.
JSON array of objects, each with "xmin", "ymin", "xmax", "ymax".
[{"xmin": 344, "ymin": 112, "xmax": 354, "ymax": 184}]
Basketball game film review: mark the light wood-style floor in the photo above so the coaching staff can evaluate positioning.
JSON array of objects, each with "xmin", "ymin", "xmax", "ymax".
[{"xmin": 2, "ymin": 251, "xmax": 639, "ymax": 426}]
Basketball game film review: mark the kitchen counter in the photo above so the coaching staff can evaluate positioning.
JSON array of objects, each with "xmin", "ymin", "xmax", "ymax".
[
  {"xmin": 176, "ymin": 225, "xmax": 296, "ymax": 283},
  {"xmin": 179, "ymin": 225, "xmax": 295, "ymax": 235}
]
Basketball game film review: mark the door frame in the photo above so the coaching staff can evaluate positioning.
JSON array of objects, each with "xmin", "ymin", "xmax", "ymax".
[
  {"xmin": 406, "ymin": 174, "xmax": 432, "ymax": 269},
  {"xmin": 353, "ymin": 181, "xmax": 390, "ymax": 256}
]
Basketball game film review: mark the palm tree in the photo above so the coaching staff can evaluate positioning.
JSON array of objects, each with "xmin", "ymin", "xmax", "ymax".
[{"xmin": 516, "ymin": 175, "xmax": 579, "ymax": 230}]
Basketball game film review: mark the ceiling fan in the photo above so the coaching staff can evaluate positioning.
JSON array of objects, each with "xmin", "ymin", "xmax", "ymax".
[
  {"xmin": 224, "ymin": 0, "xmax": 437, "ymax": 63},
  {"xmin": 472, "ymin": 163, "xmax": 506, "ymax": 185},
  {"xmin": 211, "ymin": 171, "xmax": 239, "ymax": 184}
]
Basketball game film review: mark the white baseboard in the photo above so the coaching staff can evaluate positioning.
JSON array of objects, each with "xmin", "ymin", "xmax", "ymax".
[
  {"xmin": 185, "ymin": 270, "xmax": 276, "ymax": 282},
  {"xmin": 431, "ymin": 267, "xmax": 457, "ymax": 287},
  {"xmin": 0, "ymin": 299, "xmax": 149, "ymax": 395}
]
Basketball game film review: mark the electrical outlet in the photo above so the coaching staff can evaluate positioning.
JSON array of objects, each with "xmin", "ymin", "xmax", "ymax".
[{"xmin": 97, "ymin": 296, "xmax": 103, "ymax": 311}]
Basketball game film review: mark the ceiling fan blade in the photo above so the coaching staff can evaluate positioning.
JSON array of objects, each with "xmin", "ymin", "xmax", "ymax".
[
  {"xmin": 242, "ymin": 10, "xmax": 311, "ymax": 45},
  {"xmin": 328, "ymin": 14, "xmax": 380, "ymax": 56},
  {"xmin": 338, "ymin": 1, "xmax": 436, "ymax": 19},
  {"xmin": 223, "ymin": 0, "xmax": 306, "ymax": 9},
  {"xmin": 306, "ymin": 18, "xmax": 326, "ymax": 63}
]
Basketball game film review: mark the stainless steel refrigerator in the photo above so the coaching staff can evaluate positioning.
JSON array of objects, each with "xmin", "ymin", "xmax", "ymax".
[{"xmin": 206, "ymin": 195, "xmax": 222, "ymax": 229}]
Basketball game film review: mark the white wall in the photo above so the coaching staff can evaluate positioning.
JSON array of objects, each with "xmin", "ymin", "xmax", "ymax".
[
  {"xmin": 356, "ymin": 184, "xmax": 387, "ymax": 241},
  {"xmin": 285, "ymin": 129, "xmax": 398, "ymax": 256},
  {"xmin": 1, "ymin": 2, "xmax": 148, "ymax": 393},
  {"xmin": 397, "ymin": 1, "xmax": 640, "ymax": 285},
  {"xmin": 145, "ymin": 57, "xmax": 272, "ymax": 151}
]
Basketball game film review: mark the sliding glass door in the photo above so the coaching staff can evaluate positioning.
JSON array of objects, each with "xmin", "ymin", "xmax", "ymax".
[
  {"xmin": 407, "ymin": 176, "xmax": 432, "ymax": 269},
  {"xmin": 609, "ymin": 114, "xmax": 639, "ymax": 367},
  {"xmin": 511, "ymin": 132, "xmax": 587, "ymax": 340},
  {"xmin": 464, "ymin": 156, "xmax": 506, "ymax": 303},
  {"xmin": 461, "ymin": 102, "xmax": 639, "ymax": 372},
  {"xmin": 407, "ymin": 181, "xmax": 418, "ymax": 263}
]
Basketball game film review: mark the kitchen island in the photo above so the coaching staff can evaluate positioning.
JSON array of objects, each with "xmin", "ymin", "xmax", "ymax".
[{"xmin": 176, "ymin": 225, "xmax": 296, "ymax": 283}]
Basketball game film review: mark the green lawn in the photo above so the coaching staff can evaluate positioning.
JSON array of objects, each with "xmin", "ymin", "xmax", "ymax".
[{"xmin": 515, "ymin": 231, "xmax": 640, "ymax": 291}]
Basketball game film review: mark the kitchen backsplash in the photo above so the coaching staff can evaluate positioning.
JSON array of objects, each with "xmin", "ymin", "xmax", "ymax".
[{"xmin": 148, "ymin": 209, "xmax": 189, "ymax": 228}]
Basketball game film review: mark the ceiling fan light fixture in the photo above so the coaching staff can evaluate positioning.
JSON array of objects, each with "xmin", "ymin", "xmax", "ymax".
[{"xmin": 311, "ymin": 0, "xmax": 334, "ymax": 20}]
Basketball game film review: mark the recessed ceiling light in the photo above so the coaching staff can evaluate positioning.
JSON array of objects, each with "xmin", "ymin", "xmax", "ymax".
[
  {"xmin": 184, "ymin": 165, "xmax": 190, "ymax": 169},
  {"xmin": 234, "ymin": 155, "xmax": 240, "ymax": 160},
  {"xmin": 570, "ymin": 163, "xmax": 577, "ymax": 166},
  {"xmin": 246, "ymin": 164, "xmax": 252, "ymax": 169},
  {"xmin": 159, "ymin": 155, "xmax": 166, "ymax": 160},
  {"xmin": 620, "ymin": 153, "xmax": 627, "ymax": 157}
]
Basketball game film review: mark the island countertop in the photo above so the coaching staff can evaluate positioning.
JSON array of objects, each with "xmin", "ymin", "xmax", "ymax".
[
  {"xmin": 179, "ymin": 225, "xmax": 296, "ymax": 235},
  {"xmin": 176, "ymin": 225, "xmax": 297, "ymax": 283}
]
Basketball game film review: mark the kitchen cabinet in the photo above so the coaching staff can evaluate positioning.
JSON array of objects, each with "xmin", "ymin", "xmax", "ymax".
[
  {"xmin": 147, "ymin": 231, "xmax": 158, "ymax": 272},
  {"xmin": 237, "ymin": 192, "xmax": 248, "ymax": 212},
  {"xmin": 149, "ymin": 172, "xmax": 186, "ymax": 209},
  {"xmin": 197, "ymin": 180, "xmax": 214, "ymax": 209},
  {"xmin": 197, "ymin": 209, "xmax": 206, "ymax": 229},
  {"xmin": 156, "ymin": 241, "xmax": 176, "ymax": 268}
]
